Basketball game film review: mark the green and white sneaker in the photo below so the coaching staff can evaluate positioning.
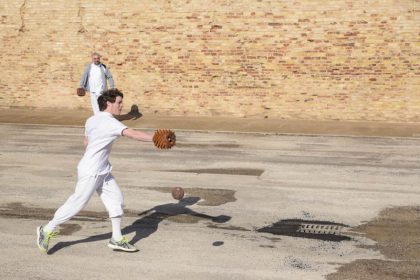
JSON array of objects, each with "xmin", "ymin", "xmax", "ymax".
[
  {"xmin": 36, "ymin": 225, "xmax": 58, "ymax": 253},
  {"xmin": 108, "ymin": 237, "xmax": 138, "ymax": 252}
]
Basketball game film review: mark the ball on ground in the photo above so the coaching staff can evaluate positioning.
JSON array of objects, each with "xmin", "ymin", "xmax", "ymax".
[{"xmin": 171, "ymin": 187, "xmax": 184, "ymax": 200}]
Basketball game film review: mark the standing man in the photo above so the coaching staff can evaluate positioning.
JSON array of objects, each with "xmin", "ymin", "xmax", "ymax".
[
  {"xmin": 79, "ymin": 52, "xmax": 115, "ymax": 114},
  {"xmin": 37, "ymin": 89, "xmax": 154, "ymax": 253}
]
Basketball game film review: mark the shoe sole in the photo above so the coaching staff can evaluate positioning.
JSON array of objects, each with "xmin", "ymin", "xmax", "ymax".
[
  {"xmin": 36, "ymin": 226, "xmax": 47, "ymax": 253},
  {"xmin": 107, "ymin": 243, "xmax": 138, "ymax": 252}
]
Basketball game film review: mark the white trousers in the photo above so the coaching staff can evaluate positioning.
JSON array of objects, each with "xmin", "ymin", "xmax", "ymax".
[
  {"xmin": 46, "ymin": 171, "xmax": 124, "ymax": 232},
  {"xmin": 90, "ymin": 92, "xmax": 101, "ymax": 115}
]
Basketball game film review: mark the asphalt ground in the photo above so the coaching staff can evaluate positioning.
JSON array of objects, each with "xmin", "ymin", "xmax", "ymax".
[{"xmin": 0, "ymin": 121, "xmax": 419, "ymax": 279}]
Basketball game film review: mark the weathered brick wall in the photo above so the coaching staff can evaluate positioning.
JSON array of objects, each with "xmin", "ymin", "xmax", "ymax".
[{"xmin": 0, "ymin": 0, "xmax": 418, "ymax": 121}]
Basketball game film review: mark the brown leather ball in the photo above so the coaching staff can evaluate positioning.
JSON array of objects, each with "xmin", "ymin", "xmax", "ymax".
[
  {"xmin": 77, "ymin": 88, "xmax": 86, "ymax": 97},
  {"xmin": 171, "ymin": 187, "xmax": 184, "ymax": 200}
]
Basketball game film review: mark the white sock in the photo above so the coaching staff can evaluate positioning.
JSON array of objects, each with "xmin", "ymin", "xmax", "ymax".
[{"xmin": 111, "ymin": 216, "xmax": 122, "ymax": 241}]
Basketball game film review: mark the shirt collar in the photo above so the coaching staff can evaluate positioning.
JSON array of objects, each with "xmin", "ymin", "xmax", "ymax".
[{"xmin": 98, "ymin": 111, "xmax": 114, "ymax": 117}]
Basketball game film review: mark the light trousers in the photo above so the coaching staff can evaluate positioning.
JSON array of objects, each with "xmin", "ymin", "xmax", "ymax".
[
  {"xmin": 45, "ymin": 171, "xmax": 124, "ymax": 232},
  {"xmin": 90, "ymin": 92, "xmax": 101, "ymax": 115}
]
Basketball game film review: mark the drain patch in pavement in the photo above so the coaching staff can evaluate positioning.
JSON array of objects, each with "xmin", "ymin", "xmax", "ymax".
[
  {"xmin": 148, "ymin": 187, "xmax": 236, "ymax": 206},
  {"xmin": 257, "ymin": 219, "xmax": 350, "ymax": 242},
  {"xmin": 166, "ymin": 168, "xmax": 264, "ymax": 176},
  {"xmin": 207, "ymin": 224, "xmax": 250, "ymax": 232},
  {"xmin": 0, "ymin": 202, "xmax": 139, "ymax": 221},
  {"xmin": 176, "ymin": 143, "xmax": 240, "ymax": 149}
]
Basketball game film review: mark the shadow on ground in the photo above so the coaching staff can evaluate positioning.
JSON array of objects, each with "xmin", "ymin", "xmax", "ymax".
[
  {"xmin": 258, "ymin": 219, "xmax": 351, "ymax": 242},
  {"xmin": 114, "ymin": 104, "xmax": 142, "ymax": 121},
  {"xmin": 47, "ymin": 196, "xmax": 230, "ymax": 255}
]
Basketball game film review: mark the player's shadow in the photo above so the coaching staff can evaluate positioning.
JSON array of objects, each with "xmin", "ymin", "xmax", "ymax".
[
  {"xmin": 47, "ymin": 196, "xmax": 230, "ymax": 255},
  {"xmin": 125, "ymin": 196, "xmax": 230, "ymax": 245},
  {"xmin": 115, "ymin": 104, "xmax": 142, "ymax": 121}
]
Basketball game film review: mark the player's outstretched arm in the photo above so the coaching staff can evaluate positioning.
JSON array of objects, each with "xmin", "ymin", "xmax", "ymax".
[{"xmin": 122, "ymin": 128, "xmax": 153, "ymax": 142}]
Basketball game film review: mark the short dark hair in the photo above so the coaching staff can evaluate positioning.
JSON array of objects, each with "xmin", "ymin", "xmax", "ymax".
[{"xmin": 98, "ymin": 89, "xmax": 124, "ymax": 111}]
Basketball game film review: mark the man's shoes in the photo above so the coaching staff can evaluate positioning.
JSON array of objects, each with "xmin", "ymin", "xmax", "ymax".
[
  {"xmin": 36, "ymin": 225, "xmax": 59, "ymax": 253},
  {"xmin": 108, "ymin": 237, "xmax": 138, "ymax": 252}
]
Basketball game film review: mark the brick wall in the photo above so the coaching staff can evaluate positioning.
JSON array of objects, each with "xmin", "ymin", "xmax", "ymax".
[{"xmin": 0, "ymin": 0, "xmax": 418, "ymax": 121}]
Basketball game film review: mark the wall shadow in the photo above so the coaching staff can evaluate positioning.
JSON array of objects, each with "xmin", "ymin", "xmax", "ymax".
[
  {"xmin": 114, "ymin": 104, "xmax": 142, "ymax": 121},
  {"xmin": 47, "ymin": 196, "xmax": 230, "ymax": 254}
]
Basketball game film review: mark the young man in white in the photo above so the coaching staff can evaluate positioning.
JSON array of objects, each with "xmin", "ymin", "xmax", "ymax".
[
  {"xmin": 37, "ymin": 89, "xmax": 153, "ymax": 253},
  {"xmin": 79, "ymin": 52, "xmax": 115, "ymax": 114}
]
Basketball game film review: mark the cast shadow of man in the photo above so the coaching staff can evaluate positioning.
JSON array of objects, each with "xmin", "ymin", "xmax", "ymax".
[
  {"xmin": 47, "ymin": 196, "xmax": 230, "ymax": 255},
  {"xmin": 114, "ymin": 104, "xmax": 142, "ymax": 121}
]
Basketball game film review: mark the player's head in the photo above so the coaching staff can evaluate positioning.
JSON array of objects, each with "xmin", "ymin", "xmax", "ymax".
[
  {"xmin": 98, "ymin": 89, "xmax": 124, "ymax": 115},
  {"xmin": 91, "ymin": 52, "xmax": 101, "ymax": 65}
]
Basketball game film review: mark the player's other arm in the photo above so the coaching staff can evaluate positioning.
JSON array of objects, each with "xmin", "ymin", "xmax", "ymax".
[
  {"xmin": 122, "ymin": 128, "xmax": 153, "ymax": 142},
  {"xmin": 79, "ymin": 65, "xmax": 90, "ymax": 89},
  {"xmin": 105, "ymin": 68, "xmax": 115, "ymax": 89}
]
